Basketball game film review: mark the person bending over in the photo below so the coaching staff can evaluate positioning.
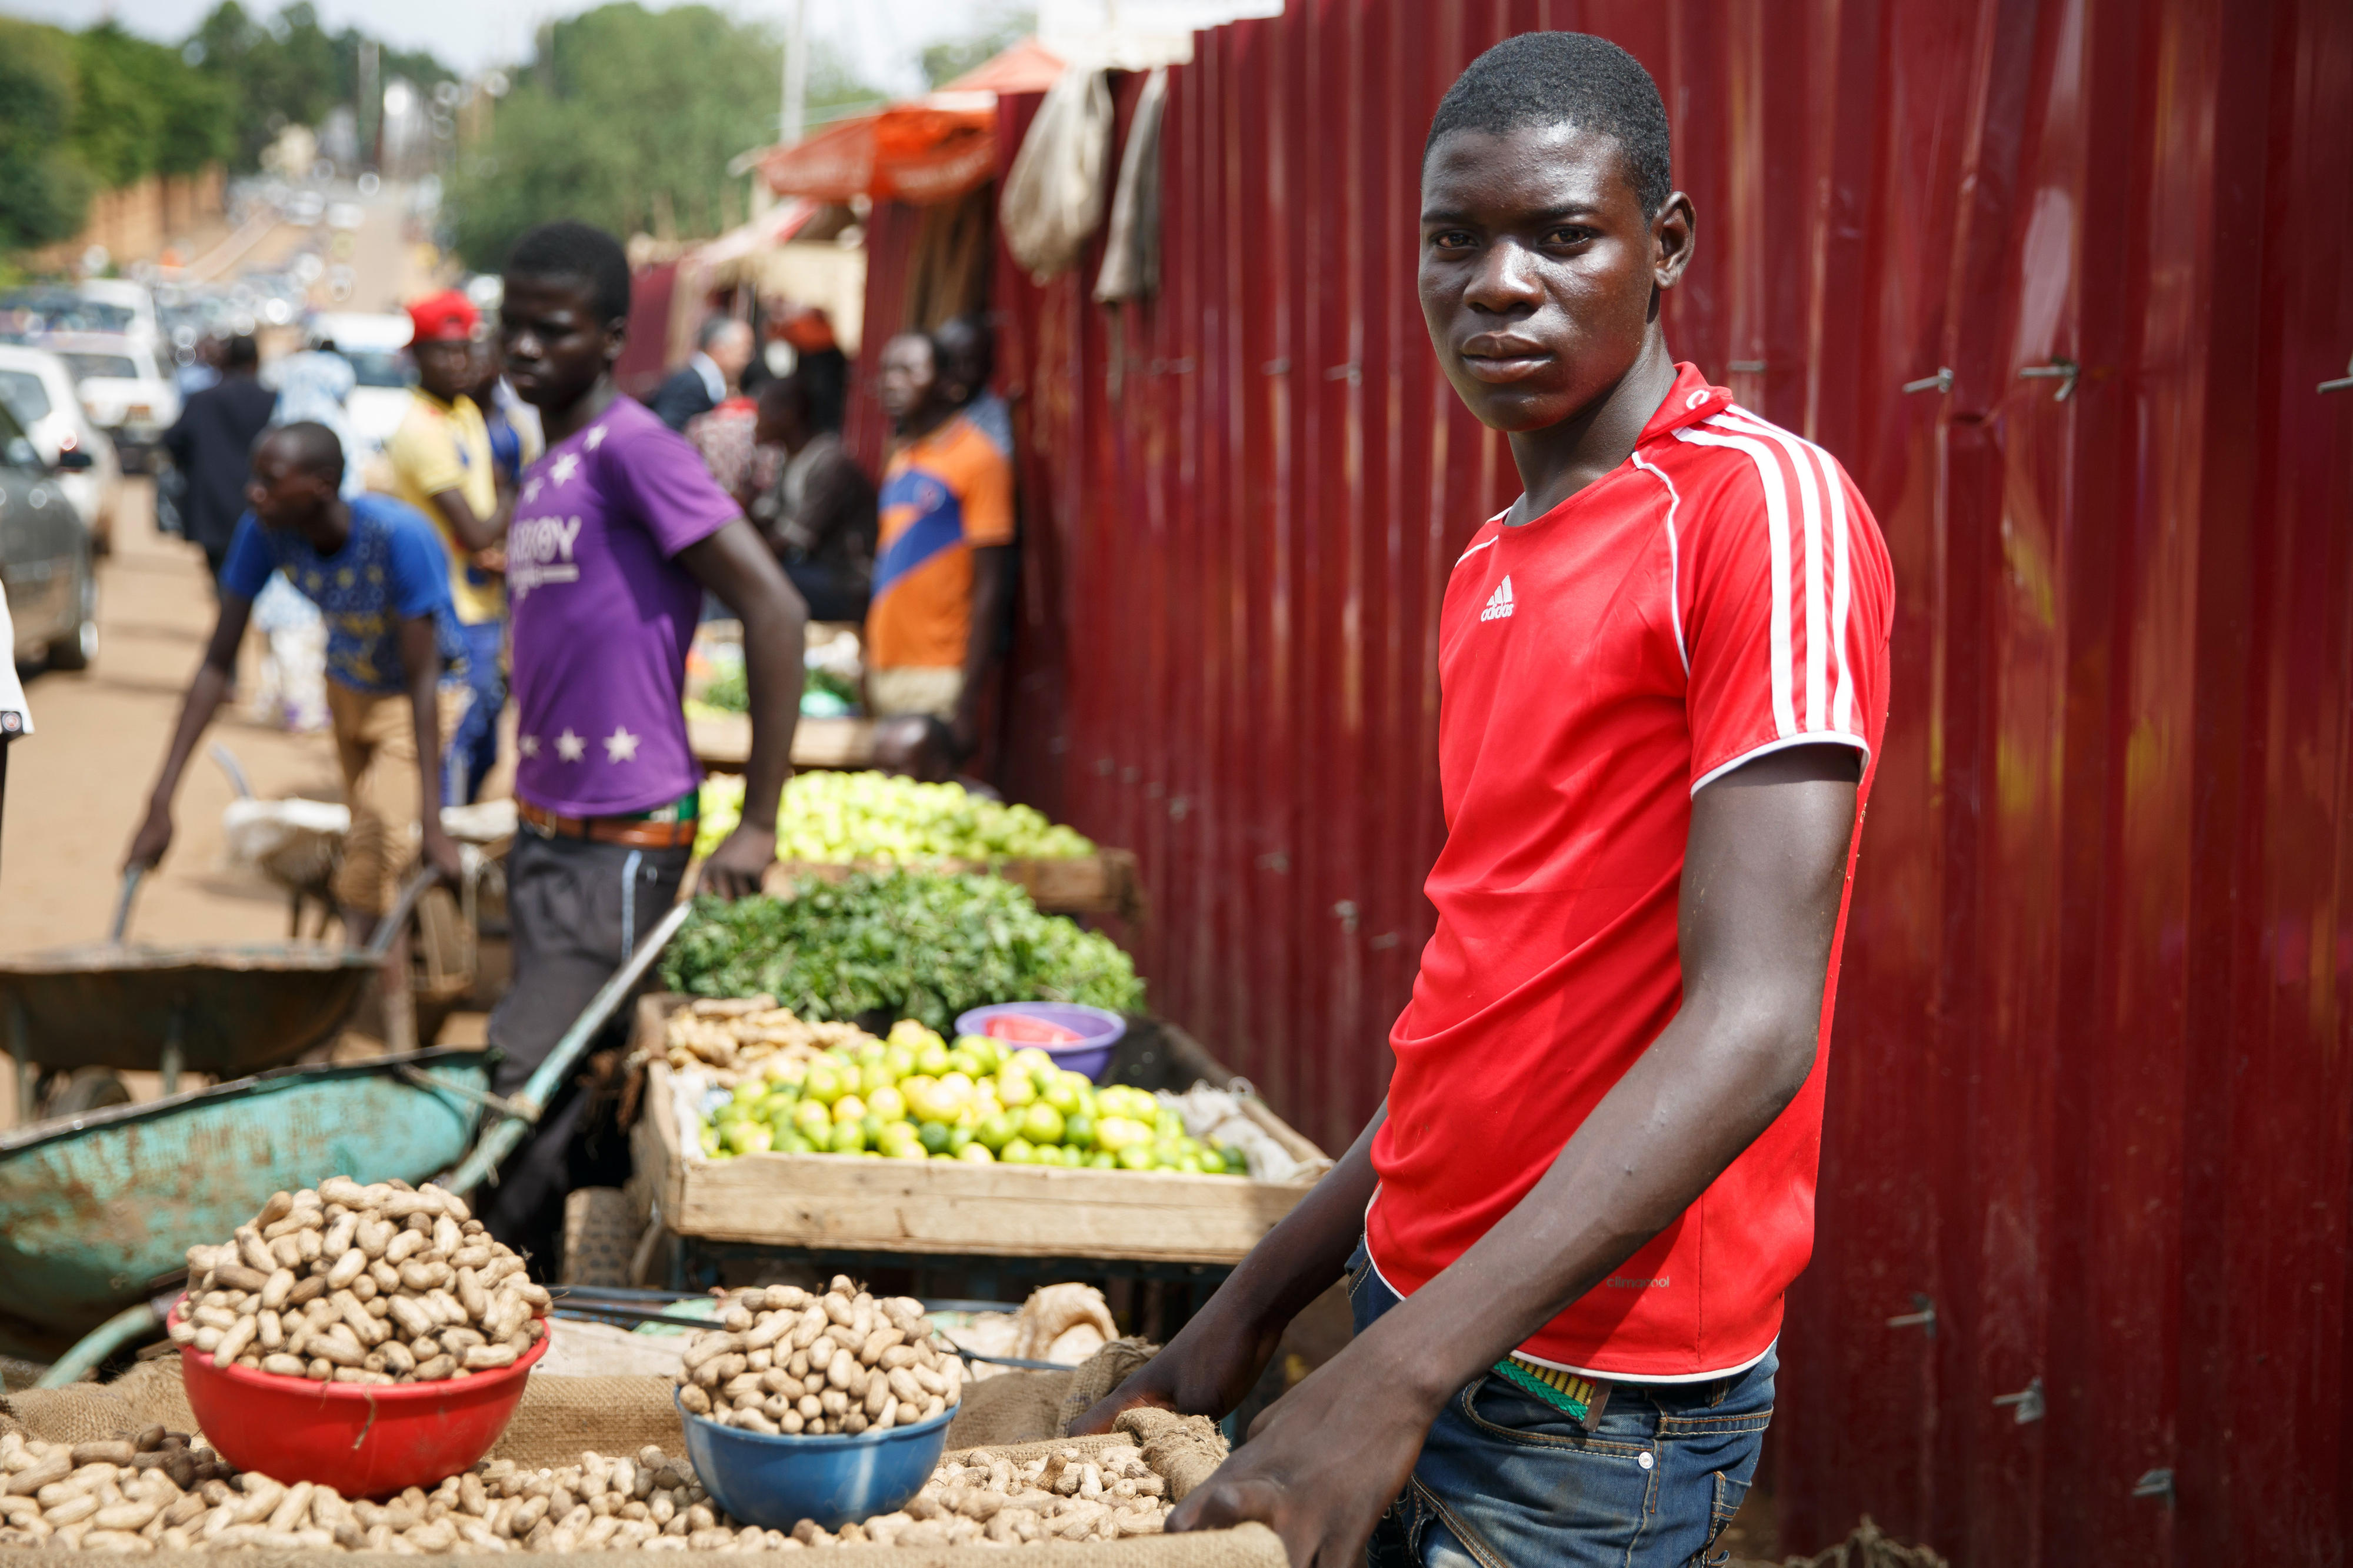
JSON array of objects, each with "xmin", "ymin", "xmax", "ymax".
[{"xmin": 127, "ymin": 423, "xmax": 465, "ymax": 1040}]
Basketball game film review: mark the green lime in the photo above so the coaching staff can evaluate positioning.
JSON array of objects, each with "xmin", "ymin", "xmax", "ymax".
[
  {"xmin": 1088, "ymin": 1151, "xmax": 1116, "ymax": 1170},
  {"xmin": 1001, "ymin": 1137, "xmax": 1038, "ymax": 1165},
  {"xmin": 1020, "ymin": 1103, "xmax": 1066, "ymax": 1147},
  {"xmin": 1064, "ymin": 1113, "xmax": 1096, "ymax": 1150},
  {"xmin": 918, "ymin": 1120, "xmax": 954, "ymax": 1155},
  {"xmin": 1116, "ymin": 1145, "xmax": 1154, "ymax": 1172},
  {"xmin": 956, "ymin": 1142, "xmax": 996, "ymax": 1163},
  {"xmin": 724, "ymin": 1120, "xmax": 773, "ymax": 1156},
  {"xmin": 975, "ymin": 1113, "xmax": 1017, "ymax": 1153},
  {"xmin": 829, "ymin": 1120, "xmax": 868, "ymax": 1155},
  {"xmin": 916, "ymin": 1040, "xmax": 952, "ymax": 1076}
]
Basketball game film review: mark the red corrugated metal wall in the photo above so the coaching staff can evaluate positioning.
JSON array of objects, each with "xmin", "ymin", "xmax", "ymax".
[{"xmin": 853, "ymin": 1, "xmax": 2353, "ymax": 1558}]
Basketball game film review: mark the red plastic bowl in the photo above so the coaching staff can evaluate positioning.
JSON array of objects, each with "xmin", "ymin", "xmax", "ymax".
[{"xmin": 175, "ymin": 1300, "xmax": 550, "ymax": 1497}]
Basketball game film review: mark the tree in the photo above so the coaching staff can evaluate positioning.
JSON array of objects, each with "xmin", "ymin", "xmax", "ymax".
[
  {"xmin": 920, "ymin": 5, "xmax": 1036, "ymax": 90},
  {"xmin": 0, "ymin": 20, "xmax": 91, "ymax": 254},
  {"xmin": 71, "ymin": 25, "xmax": 233, "ymax": 188},
  {"xmin": 446, "ymin": 2, "xmax": 879, "ymax": 270},
  {"xmin": 188, "ymin": 1, "xmax": 452, "ymax": 171}
]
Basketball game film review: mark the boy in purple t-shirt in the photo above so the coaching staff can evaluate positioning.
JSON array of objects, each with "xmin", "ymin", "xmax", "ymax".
[{"xmin": 490, "ymin": 222, "xmax": 809, "ymax": 1269}]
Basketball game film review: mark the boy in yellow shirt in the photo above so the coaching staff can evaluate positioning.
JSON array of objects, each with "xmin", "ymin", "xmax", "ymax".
[{"xmin": 387, "ymin": 289, "xmax": 508, "ymax": 803}]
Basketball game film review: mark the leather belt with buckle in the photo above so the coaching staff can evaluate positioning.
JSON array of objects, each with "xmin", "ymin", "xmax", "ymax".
[{"xmin": 516, "ymin": 800, "xmax": 699, "ymax": 849}]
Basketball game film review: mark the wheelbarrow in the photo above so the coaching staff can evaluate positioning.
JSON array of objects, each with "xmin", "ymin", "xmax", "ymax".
[
  {"xmin": 0, "ymin": 866, "xmax": 436, "ymax": 1123},
  {"xmin": 21, "ymin": 896, "xmax": 696, "ymax": 1387}
]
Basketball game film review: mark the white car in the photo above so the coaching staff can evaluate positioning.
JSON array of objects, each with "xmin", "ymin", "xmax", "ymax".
[
  {"xmin": 308, "ymin": 311, "xmax": 416, "ymax": 462},
  {"xmin": 76, "ymin": 279, "xmax": 161, "ymax": 353},
  {"xmin": 41, "ymin": 332, "xmax": 180, "ymax": 474},
  {"xmin": 0, "ymin": 345, "xmax": 122, "ymax": 552}
]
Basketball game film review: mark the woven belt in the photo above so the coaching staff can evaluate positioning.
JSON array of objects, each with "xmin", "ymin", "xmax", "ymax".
[{"xmin": 517, "ymin": 800, "xmax": 699, "ymax": 849}]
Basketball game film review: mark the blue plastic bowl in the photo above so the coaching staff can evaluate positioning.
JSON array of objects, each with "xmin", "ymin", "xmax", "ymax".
[
  {"xmin": 676, "ymin": 1396, "xmax": 953, "ymax": 1532},
  {"xmin": 954, "ymin": 1002, "xmax": 1128, "ymax": 1082}
]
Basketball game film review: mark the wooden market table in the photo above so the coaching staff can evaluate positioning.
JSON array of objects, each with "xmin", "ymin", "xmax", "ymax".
[{"xmin": 626, "ymin": 997, "xmax": 1325, "ymax": 1308}]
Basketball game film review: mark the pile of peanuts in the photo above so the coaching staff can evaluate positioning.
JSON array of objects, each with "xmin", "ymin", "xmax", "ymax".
[
  {"xmin": 168, "ymin": 1177, "xmax": 548, "ymax": 1385},
  {"xmin": 796, "ymin": 1444, "xmax": 1174, "ymax": 1549},
  {"xmin": 1, "ymin": 1435, "xmax": 795, "ymax": 1554},
  {"xmin": 0, "ymin": 1428, "xmax": 234, "ymax": 1552},
  {"xmin": 0, "ymin": 1431, "xmax": 1178, "ymax": 1554},
  {"xmin": 674, "ymin": 1280, "xmax": 963, "ymax": 1437}
]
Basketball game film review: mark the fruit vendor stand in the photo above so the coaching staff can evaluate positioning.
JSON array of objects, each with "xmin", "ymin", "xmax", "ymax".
[{"xmin": 632, "ymin": 1002, "xmax": 1325, "ymax": 1291}]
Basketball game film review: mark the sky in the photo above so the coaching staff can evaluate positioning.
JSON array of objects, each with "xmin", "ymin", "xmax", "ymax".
[
  {"xmin": 0, "ymin": 0, "xmax": 1015, "ymax": 91},
  {"xmin": 0, "ymin": 0, "xmax": 1283, "ymax": 91}
]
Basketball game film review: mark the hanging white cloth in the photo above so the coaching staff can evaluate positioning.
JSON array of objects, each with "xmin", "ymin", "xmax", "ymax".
[
  {"xmin": 999, "ymin": 65, "xmax": 1115, "ymax": 282},
  {"xmin": 1094, "ymin": 65, "xmax": 1169, "ymax": 304}
]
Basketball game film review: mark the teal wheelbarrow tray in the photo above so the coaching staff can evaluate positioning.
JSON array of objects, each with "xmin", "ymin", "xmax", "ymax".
[{"xmin": 22, "ymin": 896, "xmax": 695, "ymax": 1387}]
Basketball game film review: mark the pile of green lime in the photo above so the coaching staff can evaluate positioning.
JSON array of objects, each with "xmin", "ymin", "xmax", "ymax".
[
  {"xmin": 695, "ymin": 772, "xmax": 1097, "ymax": 863},
  {"xmin": 699, "ymin": 1019, "xmax": 1247, "ymax": 1175}
]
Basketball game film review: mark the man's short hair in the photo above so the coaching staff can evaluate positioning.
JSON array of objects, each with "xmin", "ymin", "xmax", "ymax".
[
  {"xmin": 1425, "ymin": 32, "xmax": 1672, "ymax": 220},
  {"xmin": 259, "ymin": 420, "xmax": 346, "ymax": 488},
  {"xmin": 932, "ymin": 314, "xmax": 994, "ymax": 393},
  {"xmin": 699, "ymin": 315, "xmax": 749, "ymax": 351},
  {"xmin": 223, "ymin": 333, "xmax": 261, "ymax": 371},
  {"xmin": 506, "ymin": 221, "xmax": 632, "ymax": 325}
]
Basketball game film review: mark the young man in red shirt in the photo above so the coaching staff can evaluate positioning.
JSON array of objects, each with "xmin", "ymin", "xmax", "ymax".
[{"xmin": 1078, "ymin": 32, "xmax": 1894, "ymax": 1567}]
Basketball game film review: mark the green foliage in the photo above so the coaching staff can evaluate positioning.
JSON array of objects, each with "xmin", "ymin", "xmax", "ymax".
[
  {"xmin": 0, "ymin": 19, "xmax": 92, "ymax": 253},
  {"xmin": 446, "ymin": 3, "xmax": 880, "ymax": 270},
  {"xmin": 920, "ymin": 6, "xmax": 1037, "ymax": 89},
  {"xmin": 661, "ymin": 871, "xmax": 1144, "ymax": 1032},
  {"xmin": 71, "ymin": 24, "xmax": 233, "ymax": 188}
]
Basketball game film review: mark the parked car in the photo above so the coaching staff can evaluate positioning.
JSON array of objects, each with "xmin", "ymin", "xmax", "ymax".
[
  {"xmin": 0, "ymin": 396, "xmax": 97, "ymax": 671},
  {"xmin": 0, "ymin": 288, "xmax": 135, "ymax": 341},
  {"xmin": 308, "ymin": 311, "xmax": 415, "ymax": 461},
  {"xmin": 41, "ymin": 332, "xmax": 179, "ymax": 473},
  {"xmin": 0, "ymin": 345, "xmax": 123, "ymax": 553}
]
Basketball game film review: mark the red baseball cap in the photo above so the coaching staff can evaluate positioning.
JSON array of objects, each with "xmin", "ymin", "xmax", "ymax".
[{"xmin": 406, "ymin": 290, "xmax": 479, "ymax": 344}]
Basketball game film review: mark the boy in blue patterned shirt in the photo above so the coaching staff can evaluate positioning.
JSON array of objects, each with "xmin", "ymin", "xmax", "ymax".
[{"xmin": 126, "ymin": 422, "xmax": 465, "ymax": 956}]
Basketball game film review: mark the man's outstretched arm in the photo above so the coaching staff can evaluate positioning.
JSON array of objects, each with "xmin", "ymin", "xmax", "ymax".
[{"xmin": 1155, "ymin": 743, "xmax": 1862, "ymax": 1566}]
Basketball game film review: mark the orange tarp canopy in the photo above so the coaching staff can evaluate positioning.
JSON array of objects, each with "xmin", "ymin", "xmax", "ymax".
[
  {"xmin": 755, "ymin": 38, "xmax": 1065, "ymax": 206},
  {"xmin": 758, "ymin": 104, "xmax": 996, "ymax": 206}
]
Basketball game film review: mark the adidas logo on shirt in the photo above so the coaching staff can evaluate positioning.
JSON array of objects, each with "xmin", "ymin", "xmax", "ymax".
[{"xmin": 1480, "ymin": 575, "xmax": 1516, "ymax": 622}]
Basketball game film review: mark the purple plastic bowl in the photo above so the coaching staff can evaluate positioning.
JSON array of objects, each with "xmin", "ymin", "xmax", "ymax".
[{"xmin": 954, "ymin": 1002, "xmax": 1128, "ymax": 1082}]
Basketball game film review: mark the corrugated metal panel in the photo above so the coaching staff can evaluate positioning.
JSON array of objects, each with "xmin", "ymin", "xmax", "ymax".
[{"xmin": 851, "ymin": 2, "xmax": 2353, "ymax": 1557}]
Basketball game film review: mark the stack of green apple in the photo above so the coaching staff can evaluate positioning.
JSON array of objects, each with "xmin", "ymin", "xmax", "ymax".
[{"xmin": 698, "ymin": 1019, "xmax": 1247, "ymax": 1175}]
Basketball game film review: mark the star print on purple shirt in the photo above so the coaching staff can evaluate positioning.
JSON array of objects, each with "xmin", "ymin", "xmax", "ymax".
[{"xmin": 506, "ymin": 395, "xmax": 737, "ymax": 817}]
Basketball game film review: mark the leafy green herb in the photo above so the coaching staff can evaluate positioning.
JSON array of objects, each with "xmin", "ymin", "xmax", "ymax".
[{"xmin": 661, "ymin": 871, "xmax": 1145, "ymax": 1030}]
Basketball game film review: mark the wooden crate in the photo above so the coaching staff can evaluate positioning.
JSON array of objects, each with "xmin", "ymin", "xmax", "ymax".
[
  {"xmin": 631, "ymin": 997, "xmax": 1325, "ymax": 1266},
  {"xmin": 759, "ymin": 851, "xmax": 1143, "ymax": 920}
]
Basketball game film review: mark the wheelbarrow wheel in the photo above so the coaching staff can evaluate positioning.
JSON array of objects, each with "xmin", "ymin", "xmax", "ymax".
[{"xmin": 42, "ymin": 1069, "xmax": 132, "ymax": 1119}]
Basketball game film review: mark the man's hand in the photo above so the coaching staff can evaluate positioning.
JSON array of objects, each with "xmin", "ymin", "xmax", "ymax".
[
  {"xmin": 1166, "ymin": 1342, "xmax": 1433, "ymax": 1566},
  {"xmin": 699, "ymin": 821, "xmax": 776, "ymax": 900},
  {"xmin": 1071, "ymin": 1290, "xmax": 1288, "ymax": 1437},
  {"xmin": 125, "ymin": 800, "xmax": 175, "ymax": 872},
  {"xmin": 421, "ymin": 825, "xmax": 465, "ymax": 888}
]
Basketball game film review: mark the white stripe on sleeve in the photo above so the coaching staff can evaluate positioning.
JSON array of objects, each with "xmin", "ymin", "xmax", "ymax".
[
  {"xmin": 1671, "ymin": 425, "xmax": 1798, "ymax": 739},
  {"xmin": 1717, "ymin": 411, "xmax": 1858, "ymax": 736},
  {"xmin": 1714, "ymin": 412, "xmax": 1827, "ymax": 730}
]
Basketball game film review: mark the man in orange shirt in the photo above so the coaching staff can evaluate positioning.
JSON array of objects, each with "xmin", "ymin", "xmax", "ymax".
[{"xmin": 866, "ymin": 330, "xmax": 1014, "ymax": 759}]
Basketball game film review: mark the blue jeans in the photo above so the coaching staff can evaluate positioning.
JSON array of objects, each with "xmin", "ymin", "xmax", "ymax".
[
  {"xmin": 1349, "ymin": 1240, "xmax": 1772, "ymax": 1568},
  {"xmin": 444, "ymin": 618, "xmax": 505, "ymax": 806}
]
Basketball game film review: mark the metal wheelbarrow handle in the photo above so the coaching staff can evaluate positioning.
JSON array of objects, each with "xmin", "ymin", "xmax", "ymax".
[
  {"xmin": 364, "ymin": 866, "xmax": 442, "ymax": 962},
  {"xmin": 108, "ymin": 866, "xmax": 144, "ymax": 945},
  {"xmin": 441, "ymin": 897, "xmax": 696, "ymax": 1196}
]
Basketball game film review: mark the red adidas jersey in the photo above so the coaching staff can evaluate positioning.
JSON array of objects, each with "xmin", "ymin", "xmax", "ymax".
[{"xmin": 1365, "ymin": 363, "xmax": 1894, "ymax": 1380}]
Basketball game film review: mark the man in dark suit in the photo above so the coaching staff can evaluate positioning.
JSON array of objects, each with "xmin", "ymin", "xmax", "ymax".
[
  {"xmin": 649, "ymin": 316, "xmax": 754, "ymax": 432},
  {"xmin": 161, "ymin": 333, "xmax": 277, "ymax": 580}
]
